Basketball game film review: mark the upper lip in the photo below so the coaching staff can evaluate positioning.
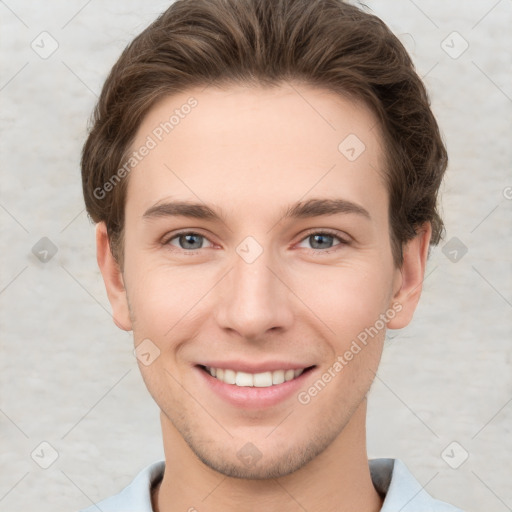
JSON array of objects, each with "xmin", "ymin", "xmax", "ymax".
[{"xmin": 196, "ymin": 361, "xmax": 316, "ymax": 373}]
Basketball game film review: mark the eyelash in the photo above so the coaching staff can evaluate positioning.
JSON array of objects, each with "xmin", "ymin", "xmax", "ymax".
[{"xmin": 162, "ymin": 228, "xmax": 349, "ymax": 255}]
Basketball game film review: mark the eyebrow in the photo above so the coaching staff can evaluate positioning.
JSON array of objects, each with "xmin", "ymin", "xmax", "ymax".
[{"xmin": 142, "ymin": 197, "xmax": 371, "ymax": 223}]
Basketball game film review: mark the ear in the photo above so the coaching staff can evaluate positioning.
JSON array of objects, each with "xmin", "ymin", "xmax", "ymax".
[
  {"xmin": 96, "ymin": 222, "xmax": 132, "ymax": 331},
  {"xmin": 387, "ymin": 222, "xmax": 432, "ymax": 329}
]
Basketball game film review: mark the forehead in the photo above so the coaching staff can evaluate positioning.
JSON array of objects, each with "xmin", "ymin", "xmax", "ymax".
[{"xmin": 125, "ymin": 83, "xmax": 387, "ymax": 224}]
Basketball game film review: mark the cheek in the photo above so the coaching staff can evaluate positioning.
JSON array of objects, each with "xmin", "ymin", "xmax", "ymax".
[
  {"xmin": 126, "ymin": 259, "xmax": 214, "ymax": 337},
  {"xmin": 292, "ymin": 261, "xmax": 393, "ymax": 341}
]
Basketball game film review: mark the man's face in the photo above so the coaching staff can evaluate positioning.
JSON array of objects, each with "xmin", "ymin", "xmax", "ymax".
[{"xmin": 113, "ymin": 83, "xmax": 405, "ymax": 478}]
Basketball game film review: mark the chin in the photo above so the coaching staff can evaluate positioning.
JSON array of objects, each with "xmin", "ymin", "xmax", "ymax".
[{"xmin": 180, "ymin": 425, "xmax": 337, "ymax": 480}]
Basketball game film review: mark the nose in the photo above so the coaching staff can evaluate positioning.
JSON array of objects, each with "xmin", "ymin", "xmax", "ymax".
[{"xmin": 214, "ymin": 244, "xmax": 294, "ymax": 340}]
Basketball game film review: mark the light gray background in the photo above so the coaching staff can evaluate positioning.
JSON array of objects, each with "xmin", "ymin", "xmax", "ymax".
[{"xmin": 0, "ymin": 1, "xmax": 511, "ymax": 511}]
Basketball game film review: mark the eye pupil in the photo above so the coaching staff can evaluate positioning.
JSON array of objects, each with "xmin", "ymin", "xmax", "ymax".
[
  {"xmin": 310, "ymin": 233, "xmax": 333, "ymax": 249},
  {"xmin": 180, "ymin": 233, "xmax": 202, "ymax": 249}
]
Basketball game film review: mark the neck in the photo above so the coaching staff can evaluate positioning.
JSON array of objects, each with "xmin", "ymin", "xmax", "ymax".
[{"xmin": 153, "ymin": 399, "xmax": 382, "ymax": 512}]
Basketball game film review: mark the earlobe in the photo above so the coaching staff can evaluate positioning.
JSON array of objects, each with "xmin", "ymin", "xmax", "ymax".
[
  {"xmin": 96, "ymin": 222, "xmax": 132, "ymax": 331},
  {"xmin": 387, "ymin": 222, "xmax": 432, "ymax": 330}
]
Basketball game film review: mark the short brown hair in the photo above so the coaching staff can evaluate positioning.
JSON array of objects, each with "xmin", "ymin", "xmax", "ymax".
[{"xmin": 81, "ymin": 0, "xmax": 448, "ymax": 268}]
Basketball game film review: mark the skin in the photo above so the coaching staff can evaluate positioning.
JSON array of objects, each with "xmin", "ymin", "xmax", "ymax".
[{"xmin": 97, "ymin": 82, "xmax": 431, "ymax": 512}]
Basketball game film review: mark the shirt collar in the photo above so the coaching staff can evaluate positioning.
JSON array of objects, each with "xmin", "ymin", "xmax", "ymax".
[{"xmin": 83, "ymin": 458, "xmax": 461, "ymax": 512}]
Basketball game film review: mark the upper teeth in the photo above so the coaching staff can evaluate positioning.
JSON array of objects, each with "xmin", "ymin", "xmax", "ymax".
[{"xmin": 206, "ymin": 367, "xmax": 305, "ymax": 387}]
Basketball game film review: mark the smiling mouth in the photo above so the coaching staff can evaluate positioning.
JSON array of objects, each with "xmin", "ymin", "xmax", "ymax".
[{"xmin": 198, "ymin": 365, "xmax": 316, "ymax": 387}]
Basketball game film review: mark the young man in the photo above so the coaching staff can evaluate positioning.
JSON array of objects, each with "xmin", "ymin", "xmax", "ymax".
[{"xmin": 80, "ymin": 0, "xmax": 462, "ymax": 510}]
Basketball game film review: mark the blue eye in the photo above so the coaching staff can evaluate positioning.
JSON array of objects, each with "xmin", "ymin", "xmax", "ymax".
[
  {"xmin": 166, "ymin": 232, "xmax": 213, "ymax": 251},
  {"xmin": 163, "ymin": 229, "xmax": 348, "ymax": 254},
  {"xmin": 308, "ymin": 233, "xmax": 336, "ymax": 250},
  {"xmin": 297, "ymin": 231, "xmax": 347, "ymax": 252}
]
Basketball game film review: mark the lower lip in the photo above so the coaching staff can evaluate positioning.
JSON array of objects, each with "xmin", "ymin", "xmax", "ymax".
[{"xmin": 195, "ymin": 366, "xmax": 315, "ymax": 410}]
